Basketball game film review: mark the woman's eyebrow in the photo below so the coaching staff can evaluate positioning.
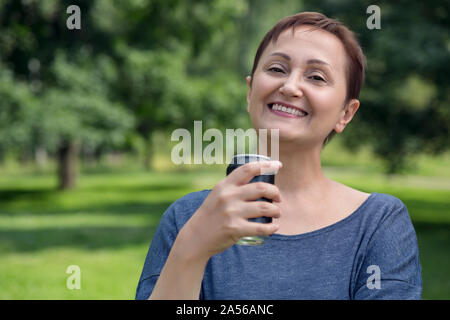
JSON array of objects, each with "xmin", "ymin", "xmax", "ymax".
[
  {"xmin": 269, "ymin": 52, "xmax": 291, "ymax": 60},
  {"xmin": 306, "ymin": 58, "xmax": 332, "ymax": 69},
  {"xmin": 268, "ymin": 53, "xmax": 332, "ymax": 70}
]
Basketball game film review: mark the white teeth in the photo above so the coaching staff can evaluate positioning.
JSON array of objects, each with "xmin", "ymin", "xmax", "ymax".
[{"xmin": 271, "ymin": 104, "xmax": 306, "ymax": 116}]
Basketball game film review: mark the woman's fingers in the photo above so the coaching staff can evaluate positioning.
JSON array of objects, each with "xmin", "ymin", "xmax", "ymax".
[
  {"xmin": 237, "ymin": 182, "xmax": 281, "ymax": 203},
  {"xmin": 187, "ymin": 160, "xmax": 283, "ymax": 255},
  {"xmin": 226, "ymin": 160, "xmax": 282, "ymax": 186},
  {"xmin": 240, "ymin": 200, "xmax": 281, "ymax": 219},
  {"xmin": 238, "ymin": 219, "xmax": 280, "ymax": 238}
]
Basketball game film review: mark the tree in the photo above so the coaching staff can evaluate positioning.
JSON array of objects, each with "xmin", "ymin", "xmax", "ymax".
[
  {"xmin": 2, "ymin": 0, "xmax": 447, "ymax": 181},
  {"xmin": 303, "ymin": 0, "xmax": 450, "ymax": 173},
  {"xmin": 0, "ymin": 0, "xmax": 133, "ymax": 189},
  {"xmin": 102, "ymin": 0, "xmax": 251, "ymax": 169},
  {"xmin": 0, "ymin": 65, "xmax": 35, "ymax": 161},
  {"xmin": 40, "ymin": 52, "xmax": 134, "ymax": 189}
]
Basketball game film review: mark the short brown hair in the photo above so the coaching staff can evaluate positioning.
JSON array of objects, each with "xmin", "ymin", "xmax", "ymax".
[{"xmin": 249, "ymin": 12, "xmax": 366, "ymax": 146}]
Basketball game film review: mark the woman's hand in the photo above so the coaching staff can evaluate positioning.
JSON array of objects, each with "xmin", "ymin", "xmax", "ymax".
[{"xmin": 179, "ymin": 160, "xmax": 283, "ymax": 260}]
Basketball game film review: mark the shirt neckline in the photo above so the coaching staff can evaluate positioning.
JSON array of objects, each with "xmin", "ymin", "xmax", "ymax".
[{"xmin": 269, "ymin": 192, "xmax": 378, "ymax": 241}]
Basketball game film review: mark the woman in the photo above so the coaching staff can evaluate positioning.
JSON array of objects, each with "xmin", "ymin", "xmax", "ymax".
[{"xmin": 136, "ymin": 12, "xmax": 422, "ymax": 300}]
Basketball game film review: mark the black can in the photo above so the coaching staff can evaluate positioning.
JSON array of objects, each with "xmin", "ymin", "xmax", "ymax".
[{"xmin": 226, "ymin": 154, "xmax": 275, "ymax": 245}]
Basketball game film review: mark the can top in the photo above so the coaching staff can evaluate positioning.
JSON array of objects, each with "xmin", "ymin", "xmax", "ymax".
[
  {"xmin": 227, "ymin": 154, "xmax": 277, "ymax": 176},
  {"xmin": 231, "ymin": 154, "xmax": 271, "ymax": 164}
]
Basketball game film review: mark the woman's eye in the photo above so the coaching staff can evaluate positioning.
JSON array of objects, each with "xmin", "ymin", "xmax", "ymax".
[
  {"xmin": 268, "ymin": 67, "xmax": 284, "ymax": 73},
  {"xmin": 310, "ymin": 75, "xmax": 325, "ymax": 82}
]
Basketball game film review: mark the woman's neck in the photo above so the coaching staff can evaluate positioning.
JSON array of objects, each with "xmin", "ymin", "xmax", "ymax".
[{"xmin": 261, "ymin": 141, "xmax": 332, "ymax": 201}]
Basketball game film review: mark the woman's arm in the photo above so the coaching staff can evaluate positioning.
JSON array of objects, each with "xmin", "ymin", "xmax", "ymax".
[
  {"xmin": 148, "ymin": 222, "xmax": 210, "ymax": 300},
  {"xmin": 146, "ymin": 160, "xmax": 283, "ymax": 300}
]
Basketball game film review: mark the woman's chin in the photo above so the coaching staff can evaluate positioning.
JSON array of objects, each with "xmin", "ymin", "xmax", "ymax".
[{"xmin": 255, "ymin": 125, "xmax": 303, "ymax": 139}]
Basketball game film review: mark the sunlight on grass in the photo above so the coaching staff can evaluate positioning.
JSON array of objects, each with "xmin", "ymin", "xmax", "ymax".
[{"xmin": 0, "ymin": 246, "xmax": 147, "ymax": 299}]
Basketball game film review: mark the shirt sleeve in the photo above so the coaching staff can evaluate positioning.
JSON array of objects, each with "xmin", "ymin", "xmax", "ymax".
[
  {"xmin": 353, "ymin": 199, "xmax": 422, "ymax": 299},
  {"xmin": 135, "ymin": 201, "xmax": 180, "ymax": 300}
]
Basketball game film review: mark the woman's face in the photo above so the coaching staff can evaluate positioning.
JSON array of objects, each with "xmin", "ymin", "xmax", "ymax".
[{"xmin": 246, "ymin": 26, "xmax": 360, "ymax": 147}]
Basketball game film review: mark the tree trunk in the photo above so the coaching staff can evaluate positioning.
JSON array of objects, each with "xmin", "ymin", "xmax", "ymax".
[{"xmin": 57, "ymin": 140, "xmax": 80, "ymax": 190}]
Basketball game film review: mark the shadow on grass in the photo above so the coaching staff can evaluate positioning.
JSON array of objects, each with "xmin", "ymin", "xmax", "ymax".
[
  {"xmin": 0, "ymin": 225, "xmax": 158, "ymax": 253},
  {"xmin": 403, "ymin": 198, "xmax": 450, "ymax": 220},
  {"xmin": 0, "ymin": 198, "xmax": 179, "ymax": 253},
  {"xmin": 414, "ymin": 221, "xmax": 450, "ymax": 260},
  {"xmin": 0, "ymin": 181, "xmax": 192, "ymax": 201},
  {"xmin": 414, "ymin": 221, "xmax": 450, "ymax": 263},
  {"xmin": 413, "ymin": 221, "xmax": 450, "ymax": 299},
  {"xmin": 0, "ymin": 200, "xmax": 175, "ymax": 217},
  {"xmin": 0, "ymin": 188, "xmax": 54, "ymax": 202},
  {"xmin": 0, "ymin": 181, "xmax": 205, "ymax": 216},
  {"xmin": 79, "ymin": 182, "xmax": 194, "ymax": 193},
  {"xmin": 0, "ymin": 176, "xmax": 192, "ymax": 204},
  {"xmin": 44, "ymin": 201, "xmax": 174, "ymax": 216}
]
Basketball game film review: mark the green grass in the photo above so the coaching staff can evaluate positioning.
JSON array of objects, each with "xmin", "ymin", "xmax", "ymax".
[
  {"xmin": 0, "ymin": 169, "xmax": 219, "ymax": 299},
  {"xmin": 0, "ymin": 145, "xmax": 449, "ymax": 299}
]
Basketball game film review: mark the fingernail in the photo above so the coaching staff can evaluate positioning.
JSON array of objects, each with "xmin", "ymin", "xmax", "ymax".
[{"xmin": 260, "ymin": 161, "xmax": 282, "ymax": 175}]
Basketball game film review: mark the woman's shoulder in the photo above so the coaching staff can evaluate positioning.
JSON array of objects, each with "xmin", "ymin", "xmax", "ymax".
[
  {"xmin": 331, "ymin": 181, "xmax": 409, "ymax": 230},
  {"xmin": 333, "ymin": 181, "xmax": 406, "ymax": 213},
  {"xmin": 173, "ymin": 189, "xmax": 212, "ymax": 209},
  {"xmin": 348, "ymin": 189, "xmax": 411, "ymax": 231},
  {"xmin": 161, "ymin": 189, "xmax": 212, "ymax": 228},
  {"xmin": 337, "ymin": 186, "xmax": 416, "ymax": 252}
]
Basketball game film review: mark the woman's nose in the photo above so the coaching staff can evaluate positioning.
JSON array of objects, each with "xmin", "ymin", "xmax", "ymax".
[{"xmin": 279, "ymin": 73, "xmax": 303, "ymax": 98}]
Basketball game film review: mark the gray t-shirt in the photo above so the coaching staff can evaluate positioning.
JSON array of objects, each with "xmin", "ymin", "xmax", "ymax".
[{"xmin": 136, "ymin": 190, "xmax": 422, "ymax": 300}]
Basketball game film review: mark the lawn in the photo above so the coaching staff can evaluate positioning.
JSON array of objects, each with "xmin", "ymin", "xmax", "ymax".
[{"xmin": 0, "ymin": 142, "xmax": 449, "ymax": 299}]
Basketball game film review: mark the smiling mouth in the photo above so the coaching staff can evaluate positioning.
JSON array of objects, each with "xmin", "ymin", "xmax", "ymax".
[{"xmin": 267, "ymin": 103, "xmax": 308, "ymax": 118}]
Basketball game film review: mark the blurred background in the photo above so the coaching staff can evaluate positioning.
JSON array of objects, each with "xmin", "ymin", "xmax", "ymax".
[{"xmin": 0, "ymin": 0, "xmax": 448, "ymax": 299}]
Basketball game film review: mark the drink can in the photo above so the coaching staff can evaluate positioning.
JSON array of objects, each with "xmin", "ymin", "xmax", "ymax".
[{"xmin": 226, "ymin": 154, "xmax": 275, "ymax": 245}]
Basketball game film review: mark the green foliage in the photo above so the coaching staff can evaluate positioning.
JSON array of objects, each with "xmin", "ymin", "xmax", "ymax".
[
  {"xmin": 303, "ymin": 0, "xmax": 450, "ymax": 173},
  {"xmin": 0, "ymin": 0, "xmax": 448, "ymax": 174},
  {"xmin": 39, "ymin": 51, "xmax": 134, "ymax": 151},
  {"xmin": 0, "ymin": 0, "xmax": 134, "ymax": 159},
  {"xmin": 0, "ymin": 66, "xmax": 35, "ymax": 149},
  {"xmin": 108, "ymin": 0, "xmax": 252, "ymax": 139}
]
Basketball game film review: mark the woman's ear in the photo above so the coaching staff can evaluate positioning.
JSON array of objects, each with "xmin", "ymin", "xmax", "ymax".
[
  {"xmin": 246, "ymin": 76, "xmax": 252, "ymax": 112},
  {"xmin": 334, "ymin": 99, "xmax": 360, "ymax": 133}
]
